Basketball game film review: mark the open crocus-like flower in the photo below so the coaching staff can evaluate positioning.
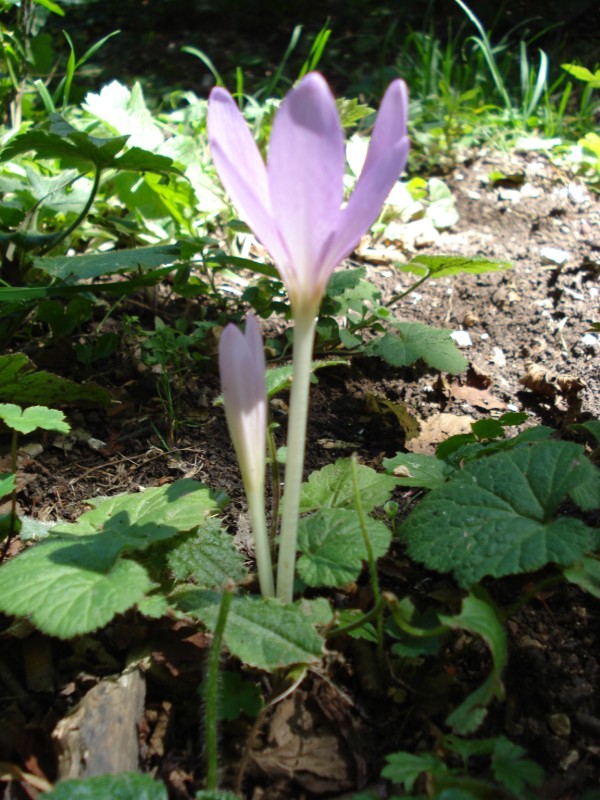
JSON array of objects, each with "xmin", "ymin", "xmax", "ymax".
[
  {"xmin": 219, "ymin": 314, "xmax": 274, "ymax": 597},
  {"xmin": 208, "ymin": 72, "xmax": 409, "ymax": 317}
]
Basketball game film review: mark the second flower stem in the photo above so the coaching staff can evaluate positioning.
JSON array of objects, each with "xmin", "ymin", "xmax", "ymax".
[
  {"xmin": 247, "ymin": 483, "xmax": 274, "ymax": 597},
  {"xmin": 276, "ymin": 311, "xmax": 317, "ymax": 602}
]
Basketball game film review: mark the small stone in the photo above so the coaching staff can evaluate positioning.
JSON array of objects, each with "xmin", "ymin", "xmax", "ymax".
[
  {"xmin": 498, "ymin": 187, "xmax": 522, "ymax": 203},
  {"xmin": 540, "ymin": 247, "xmax": 570, "ymax": 266},
  {"xmin": 548, "ymin": 713, "xmax": 571, "ymax": 737},
  {"xmin": 451, "ymin": 330, "xmax": 472, "ymax": 348},
  {"xmin": 582, "ymin": 334, "xmax": 598, "ymax": 347},
  {"xmin": 567, "ymin": 182, "xmax": 589, "ymax": 205}
]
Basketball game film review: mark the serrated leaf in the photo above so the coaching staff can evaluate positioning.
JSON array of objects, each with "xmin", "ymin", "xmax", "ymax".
[
  {"xmin": 0, "ymin": 403, "xmax": 69, "ymax": 434},
  {"xmin": 299, "ymin": 458, "xmax": 397, "ymax": 513},
  {"xmin": 167, "ymin": 519, "xmax": 247, "ymax": 589},
  {"xmin": 491, "ymin": 737, "xmax": 544, "ymax": 795},
  {"xmin": 366, "ymin": 324, "xmax": 468, "ymax": 374},
  {"xmin": 440, "ymin": 589, "xmax": 507, "ymax": 734},
  {"xmin": 0, "ymin": 480, "xmax": 223, "ymax": 637},
  {"xmin": 34, "ymin": 244, "xmax": 181, "ymax": 281},
  {"xmin": 382, "ymin": 751, "xmax": 447, "ymax": 792},
  {"xmin": 0, "ymin": 353, "xmax": 110, "ymax": 407},
  {"xmin": 264, "ymin": 359, "xmax": 348, "ymax": 399},
  {"xmin": 174, "ymin": 591, "xmax": 329, "ymax": 670},
  {"xmin": 297, "ymin": 509, "xmax": 391, "ymax": 587},
  {"xmin": 83, "ymin": 81, "xmax": 163, "ymax": 151},
  {"xmin": 44, "ymin": 772, "xmax": 168, "ymax": 799},
  {"xmin": 382, "ymin": 452, "xmax": 454, "ymax": 489},
  {"xmin": 570, "ymin": 419, "xmax": 600, "ymax": 445},
  {"xmin": 0, "ymin": 549, "xmax": 151, "ymax": 638},
  {"xmin": 401, "ymin": 440, "xmax": 600, "ymax": 588},
  {"xmin": 399, "ymin": 254, "xmax": 511, "ymax": 279}
]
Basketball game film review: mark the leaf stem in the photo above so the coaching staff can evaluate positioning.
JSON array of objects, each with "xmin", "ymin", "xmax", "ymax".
[
  {"xmin": 204, "ymin": 588, "xmax": 233, "ymax": 792},
  {"xmin": 38, "ymin": 165, "xmax": 102, "ymax": 256},
  {"xmin": 276, "ymin": 311, "xmax": 317, "ymax": 602}
]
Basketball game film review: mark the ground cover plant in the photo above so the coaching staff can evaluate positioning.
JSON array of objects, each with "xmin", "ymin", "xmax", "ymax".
[{"xmin": 0, "ymin": 1, "xmax": 598, "ymax": 799}]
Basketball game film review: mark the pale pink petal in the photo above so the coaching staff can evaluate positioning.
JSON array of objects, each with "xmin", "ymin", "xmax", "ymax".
[
  {"xmin": 323, "ymin": 79, "xmax": 410, "ymax": 272},
  {"xmin": 219, "ymin": 315, "xmax": 266, "ymax": 491},
  {"xmin": 208, "ymin": 88, "xmax": 288, "ymax": 266},
  {"xmin": 267, "ymin": 73, "xmax": 345, "ymax": 301}
]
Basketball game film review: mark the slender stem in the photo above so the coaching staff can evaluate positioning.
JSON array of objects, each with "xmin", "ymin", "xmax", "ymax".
[
  {"xmin": 204, "ymin": 588, "xmax": 233, "ymax": 792},
  {"xmin": 266, "ymin": 420, "xmax": 281, "ymax": 547},
  {"xmin": 247, "ymin": 483, "xmax": 274, "ymax": 597},
  {"xmin": 325, "ymin": 596, "xmax": 385, "ymax": 639},
  {"xmin": 276, "ymin": 311, "xmax": 317, "ymax": 602},
  {"xmin": 351, "ymin": 455, "xmax": 384, "ymax": 664},
  {"xmin": 38, "ymin": 166, "xmax": 102, "ymax": 256}
]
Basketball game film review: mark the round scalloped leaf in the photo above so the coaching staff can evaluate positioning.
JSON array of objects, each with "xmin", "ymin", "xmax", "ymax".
[
  {"xmin": 400, "ymin": 440, "xmax": 600, "ymax": 587},
  {"xmin": 297, "ymin": 508, "xmax": 391, "ymax": 586}
]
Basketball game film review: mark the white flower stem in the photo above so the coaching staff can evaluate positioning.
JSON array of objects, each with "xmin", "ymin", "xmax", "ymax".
[
  {"xmin": 247, "ymin": 483, "xmax": 275, "ymax": 597},
  {"xmin": 276, "ymin": 310, "xmax": 317, "ymax": 602}
]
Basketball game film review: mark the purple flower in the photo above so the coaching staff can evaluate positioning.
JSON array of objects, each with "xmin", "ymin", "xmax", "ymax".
[
  {"xmin": 219, "ymin": 314, "xmax": 266, "ymax": 493},
  {"xmin": 208, "ymin": 72, "xmax": 409, "ymax": 316}
]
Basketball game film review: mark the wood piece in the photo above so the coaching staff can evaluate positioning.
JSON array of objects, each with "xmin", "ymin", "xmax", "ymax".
[{"xmin": 52, "ymin": 667, "xmax": 145, "ymax": 778}]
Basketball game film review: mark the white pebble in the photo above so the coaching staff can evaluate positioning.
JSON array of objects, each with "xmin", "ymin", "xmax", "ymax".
[{"xmin": 451, "ymin": 330, "xmax": 473, "ymax": 348}]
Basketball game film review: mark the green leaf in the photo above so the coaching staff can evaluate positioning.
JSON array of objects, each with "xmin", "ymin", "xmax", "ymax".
[
  {"xmin": 83, "ymin": 81, "xmax": 163, "ymax": 151},
  {"xmin": 399, "ymin": 254, "xmax": 511, "ymax": 279},
  {"xmin": 400, "ymin": 441, "xmax": 600, "ymax": 587},
  {"xmin": 32, "ymin": 0, "xmax": 65, "ymax": 16},
  {"xmin": 0, "ymin": 547, "xmax": 152, "ymax": 638},
  {"xmin": 264, "ymin": 359, "xmax": 349, "ymax": 399},
  {"xmin": 561, "ymin": 63, "xmax": 600, "ymax": 87},
  {"xmin": 43, "ymin": 773, "xmax": 168, "ymax": 799},
  {"xmin": 196, "ymin": 792, "xmax": 240, "ymax": 800},
  {"xmin": 569, "ymin": 419, "xmax": 600, "ymax": 445},
  {"xmin": 297, "ymin": 509, "xmax": 392, "ymax": 587},
  {"xmin": 382, "ymin": 452, "xmax": 454, "ymax": 489},
  {"xmin": 440, "ymin": 589, "xmax": 507, "ymax": 734},
  {"xmin": 0, "ymin": 354, "xmax": 110, "ymax": 407},
  {"xmin": 212, "ymin": 671, "xmax": 263, "ymax": 720},
  {"xmin": 382, "ymin": 751, "xmax": 447, "ymax": 792},
  {"xmin": 34, "ymin": 244, "xmax": 181, "ymax": 281},
  {"xmin": 174, "ymin": 592, "xmax": 329, "ymax": 671},
  {"xmin": 491, "ymin": 737, "xmax": 544, "ymax": 795},
  {"xmin": 564, "ymin": 556, "xmax": 600, "ymax": 598},
  {"xmin": 366, "ymin": 324, "xmax": 468, "ymax": 374},
  {"xmin": 0, "ymin": 473, "xmax": 16, "ymax": 499},
  {"xmin": 0, "ymin": 403, "xmax": 70, "ymax": 434},
  {"xmin": 0, "ymin": 480, "xmax": 222, "ymax": 638},
  {"xmin": 167, "ymin": 519, "xmax": 247, "ymax": 589},
  {"xmin": 299, "ymin": 458, "xmax": 397, "ymax": 513}
]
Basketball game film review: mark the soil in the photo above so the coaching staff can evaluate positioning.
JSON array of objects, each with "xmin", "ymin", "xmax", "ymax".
[{"xmin": 0, "ymin": 149, "xmax": 599, "ymax": 800}]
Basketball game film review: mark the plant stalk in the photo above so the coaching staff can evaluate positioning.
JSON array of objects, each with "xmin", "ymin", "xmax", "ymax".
[
  {"xmin": 276, "ymin": 311, "xmax": 317, "ymax": 602},
  {"xmin": 247, "ymin": 483, "xmax": 274, "ymax": 597}
]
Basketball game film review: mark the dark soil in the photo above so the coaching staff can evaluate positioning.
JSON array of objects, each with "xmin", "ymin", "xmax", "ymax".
[{"xmin": 0, "ymin": 149, "xmax": 599, "ymax": 800}]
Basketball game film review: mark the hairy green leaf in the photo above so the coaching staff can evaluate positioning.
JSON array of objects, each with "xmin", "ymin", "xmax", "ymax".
[
  {"xmin": 399, "ymin": 254, "xmax": 511, "ymax": 279},
  {"xmin": 382, "ymin": 452, "xmax": 454, "ymax": 489},
  {"xmin": 174, "ymin": 592, "xmax": 330, "ymax": 670},
  {"xmin": 401, "ymin": 440, "xmax": 600, "ymax": 587},
  {"xmin": 297, "ymin": 509, "xmax": 391, "ymax": 586},
  {"xmin": 299, "ymin": 458, "xmax": 397, "ymax": 513},
  {"xmin": 34, "ymin": 244, "xmax": 181, "ymax": 281},
  {"xmin": 167, "ymin": 519, "xmax": 247, "ymax": 589}
]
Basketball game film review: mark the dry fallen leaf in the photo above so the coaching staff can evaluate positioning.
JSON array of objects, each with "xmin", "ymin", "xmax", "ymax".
[{"xmin": 405, "ymin": 412, "xmax": 475, "ymax": 454}]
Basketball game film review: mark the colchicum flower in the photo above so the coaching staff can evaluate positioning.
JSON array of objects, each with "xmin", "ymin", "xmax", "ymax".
[
  {"xmin": 219, "ymin": 314, "xmax": 274, "ymax": 597},
  {"xmin": 207, "ymin": 72, "xmax": 409, "ymax": 317},
  {"xmin": 210, "ymin": 73, "xmax": 409, "ymax": 602}
]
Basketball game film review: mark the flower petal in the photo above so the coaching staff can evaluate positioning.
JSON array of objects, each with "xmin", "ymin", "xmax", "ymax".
[
  {"xmin": 267, "ymin": 73, "xmax": 345, "ymax": 302},
  {"xmin": 219, "ymin": 315, "xmax": 266, "ymax": 491},
  {"xmin": 208, "ymin": 88, "xmax": 288, "ymax": 265},
  {"xmin": 324, "ymin": 79, "xmax": 410, "ymax": 270}
]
